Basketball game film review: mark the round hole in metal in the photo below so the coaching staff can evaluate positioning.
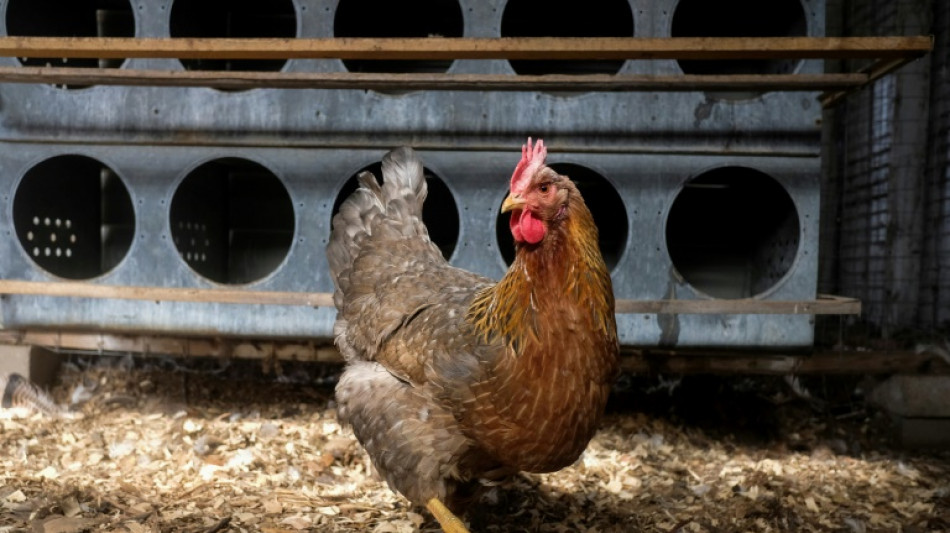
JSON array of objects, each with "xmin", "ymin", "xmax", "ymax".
[
  {"xmin": 331, "ymin": 162, "xmax": 460, "ymax": 261},
  {"xmin": 665, "ymin": 166, "xmax": 801, "ymax": 299},
  {"xmin": 170, "ymin": 158, "xmax": 295, "ymax": 284},
  {"xmin": 501, "ymin": 0, "xmax": 633, "ymax": 77},
  {"xmin": 672, "ymin": 0, "xmax": 807, "ymax": 100},
  {"xmin": 334, "ymin": 0, "xmax": 463, "ymax": 75},
  {"xmin": 13, "ymin": 155, "xmax": 135, "ymax": 279},
  {"xmin": 170, "ymin": 0, "xmax": 297, "ymax": 75},
  {"xmin": 6, "ymin": 0, "xmax": 135, "ymax": 89}
]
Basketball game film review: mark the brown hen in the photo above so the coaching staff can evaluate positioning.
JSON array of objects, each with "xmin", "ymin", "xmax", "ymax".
[{"xmin": 327, "ymin": 140, "xmax": 619, "ymax": 532}]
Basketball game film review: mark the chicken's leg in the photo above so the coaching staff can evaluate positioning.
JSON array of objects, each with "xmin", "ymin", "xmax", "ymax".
[{"xmin": 426, "ymin": 498, "xmax": 470, "ymax": 533}]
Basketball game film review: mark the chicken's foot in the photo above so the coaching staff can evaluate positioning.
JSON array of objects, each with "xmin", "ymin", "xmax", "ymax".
[{"xmin": 426, "ymin": 498, "xmax": 470, "ymax": 533}]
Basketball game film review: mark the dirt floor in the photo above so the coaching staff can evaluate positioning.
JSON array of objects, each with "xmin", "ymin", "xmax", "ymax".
[{"xmin": 1, "ymin": 355, "xmax": 948, "ymax": 532}]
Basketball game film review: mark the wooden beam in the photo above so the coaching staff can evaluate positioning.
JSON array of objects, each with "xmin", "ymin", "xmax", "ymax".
[
  {"xmin": 621, "ymin": 348, "xmax": 950, "ymax": 375},
  {"xmin": 820, "ymin": 55, "xmax": 922, "ymax": 107},
  {"xmin": 613, "ymin": 294, "xmax": 861, "ymax": 315},
  {"xmin": 0, "ymin": 330, "xmax": 344, "ymax": 363},
  {"xmin": 0, "ymin": 36, "xmax": 932, "ymax": 61},
  {"xmin": 0, "ymin": 329, "xmax": 944, "ymax": 375},
  {"xmin": 0, "ymin": 66, "xmax": 868, "ymax": 92},
  {"xmin": 0, "ymin": 280, "xmax": 859, "ymax": 315},
  {"xmin": 0, "ymin": 279, "xmax": 334, "ymax": 307}
]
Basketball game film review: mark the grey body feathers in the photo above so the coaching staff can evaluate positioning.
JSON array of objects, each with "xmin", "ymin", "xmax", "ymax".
[{"xmin": 327, "ymin": 147, "xmax": 500, "ymax": 506}]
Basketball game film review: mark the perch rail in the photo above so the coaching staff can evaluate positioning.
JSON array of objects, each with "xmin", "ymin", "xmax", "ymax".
[{"xmin": 0, "ymin": 36, "xmax": 933, "ymax": 104}]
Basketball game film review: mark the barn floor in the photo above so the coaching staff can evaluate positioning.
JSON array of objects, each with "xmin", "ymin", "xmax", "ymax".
[{"xmin": 1, "ymin": 356, "xmax": 948, "ymax": 533}]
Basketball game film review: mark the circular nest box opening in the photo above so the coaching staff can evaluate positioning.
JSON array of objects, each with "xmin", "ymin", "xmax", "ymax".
[
  {"xmin": 170, "ymin": 158, "xmax": 295, "ymax": 285},
  {"xmin": 13, "ymin": 155, "xmax": 135, "ymax": 279},
  {"xmin": 6, "ymin": 0, "xmax": 135, "ymax": 89},
  {"xmin": 501, "ymin": 0, "xmax": 633, "ymax": 76},
  {"xmin": 672, "ymin": 0, "xmax": 807, "ymax": 99},
  {"xmin": 170, "ymin": 0, "xmax": 297, "ymax": 73},
  {"xmin": 332, "ymin": 163, "xmax": 460, "ymax": 260},
  {"xmin": 665, "ymin": 166, "xmax": 801, "ymax": 299},
  {"xmin": 334, "ymin": 0, "xmax": 463, "ymax": 74},
  {"xmin": 496, "ymin": 163, "xmax": 627, "ymax": 270}
]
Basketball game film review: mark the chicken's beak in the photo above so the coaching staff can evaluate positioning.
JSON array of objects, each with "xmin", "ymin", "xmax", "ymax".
[{"xmin": 501, "ymin": 193, "xmax": 525, "ymax": 213}]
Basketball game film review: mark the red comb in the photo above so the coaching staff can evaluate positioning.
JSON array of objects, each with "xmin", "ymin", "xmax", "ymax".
[{"xmin": 510, "ymin": 138, "xmax": 547, "ymax": 194}]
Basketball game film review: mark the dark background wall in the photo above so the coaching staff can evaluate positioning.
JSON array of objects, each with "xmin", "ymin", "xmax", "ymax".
[{"xmin": 821, "ymin": 0, "xmax": 949, "ymax": 346}]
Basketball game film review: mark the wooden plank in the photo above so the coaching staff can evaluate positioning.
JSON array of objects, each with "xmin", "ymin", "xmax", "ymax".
[
  {"xmin": 0, "ymin": 280, "xmax": 859, "ymax": 314},
  {"xmin": 0, "ymin": 329, "xmax": 945, "ymax": 375},
  {"xmin": 0, "ymin": 66, "xmax": 868, "ymax": 92},
  {"xmin": 621, "ymin": 348, "xmax": 950, "ymax": 375},
  {"xmin": 820, "ymin": 56, "xmax": 920, "ymax": 107},
  {"xmin": 613, "ymin": 294, "xmax": 861, "ymax": 315},
  {"xmin": 0, "ymin": 36, "xmax": 932, "ymax": 61},
  {"xmin": 0, "ymin": 279, "xmax": 333, "ymax": 307},
  {"xmin": 0, "ymin": 330, "xmax": 343, "ymax": 363}
]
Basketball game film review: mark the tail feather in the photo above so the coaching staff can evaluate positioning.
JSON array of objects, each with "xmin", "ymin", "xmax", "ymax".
[
  {"xmin": 1, "ymin": 373, "xmax": 66, "ymax": 417},
  {"xmin": 327, "ymin": 147, "xmax": 429, "ymax": 306},
  {"xmin": 380, "ymin": 146, "xmax": 427, "ymax": 207}
]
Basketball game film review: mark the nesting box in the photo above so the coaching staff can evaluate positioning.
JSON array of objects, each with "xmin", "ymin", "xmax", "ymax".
[{"xmin": 0, "ymin": 0, "xmax": 826, "ymax": 348}]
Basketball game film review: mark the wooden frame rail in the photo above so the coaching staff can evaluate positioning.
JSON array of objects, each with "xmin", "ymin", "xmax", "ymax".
[
  {"xmin": 0, "ymin": 280, "xmax": 859, "ymax": 315},
  {"xmin": 0, "ymin": 36, "xmax": 929, "ymax": 60},
  {"xmin": 0, "ymin": 36, "xmax": 931, "ymax": 102},
  {"xmin": 0, "ymin": 67, "xmax": 869, "ymax": 93},
  {"xmin": 1, "ymin": 330, "xmax": 944, "ymax": 375}
]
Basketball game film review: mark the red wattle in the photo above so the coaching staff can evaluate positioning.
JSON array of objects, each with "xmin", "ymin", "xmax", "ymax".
[{"xmin": 510, "ymin": 210, "xmax": 544, "ymax": 244}]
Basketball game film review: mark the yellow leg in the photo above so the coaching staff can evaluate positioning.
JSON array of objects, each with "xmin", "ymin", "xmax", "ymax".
[{"xmin": 426, "ymin": 498, "xmax": 470, "ymax": 533}]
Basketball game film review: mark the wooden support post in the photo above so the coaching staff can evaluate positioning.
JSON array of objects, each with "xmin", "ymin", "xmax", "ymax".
[{"xmin": 0, "ymin": 344, "xmax": 63, "ymax": 388}]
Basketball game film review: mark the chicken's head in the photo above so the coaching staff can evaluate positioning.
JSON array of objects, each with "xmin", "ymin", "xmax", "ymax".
[{"xmin": 502, "ymin": 138, "xmax": 571, "ymax": 245}]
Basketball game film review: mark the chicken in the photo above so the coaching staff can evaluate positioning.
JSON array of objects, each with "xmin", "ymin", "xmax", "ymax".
[
  {"xmin": 326, "ymin": 140, "xmax": 619, "ymax": 532},
  {"xmin": 0, "ymin": 373, "xmax": 67, "ymax": 417}
]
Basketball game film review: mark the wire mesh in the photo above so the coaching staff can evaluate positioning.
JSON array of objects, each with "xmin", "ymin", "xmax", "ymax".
[{"xmin": 819, "ymin": 0, "xmax": 950, "ymax": 349}]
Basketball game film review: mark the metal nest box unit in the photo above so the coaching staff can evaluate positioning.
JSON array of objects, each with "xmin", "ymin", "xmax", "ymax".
[{"xmin": 0, "ymin": 0, "xmax": 931, "ymax": 357}]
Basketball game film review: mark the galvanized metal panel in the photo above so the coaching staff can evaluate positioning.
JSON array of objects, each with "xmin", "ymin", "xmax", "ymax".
[
  {"xmin": 0, "ymin": 143, "xmax": 819, "ymax": 346},
  {"xmin": 0, "ymin": 0, "xmax": 825, "ymax": 153},
  {"xmin": 0, "ymin": 0, "xmax": 826, "ymax": 347}
]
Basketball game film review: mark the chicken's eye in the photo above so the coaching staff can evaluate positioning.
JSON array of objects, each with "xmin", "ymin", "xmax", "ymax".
[{"xmin": 539, "ymin": 183, "xmax": 551, "ymax": 193}]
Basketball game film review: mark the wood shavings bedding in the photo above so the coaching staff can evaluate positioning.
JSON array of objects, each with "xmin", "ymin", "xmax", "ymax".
[{"xmin": 1, "ymin": 360, "xmax": 947, "ymax": 532}]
